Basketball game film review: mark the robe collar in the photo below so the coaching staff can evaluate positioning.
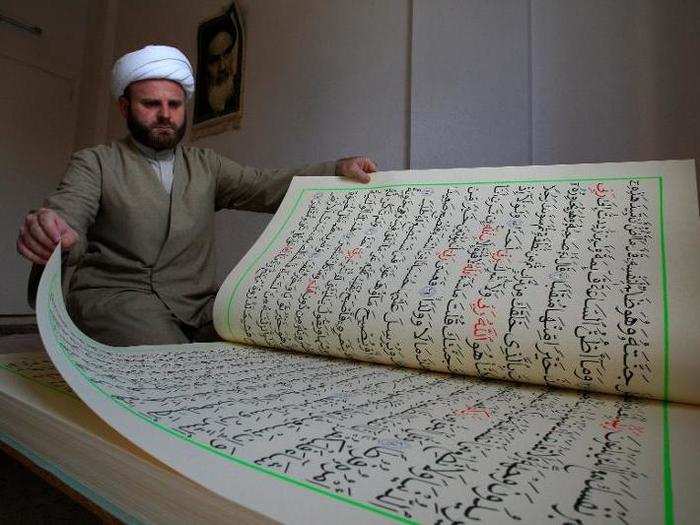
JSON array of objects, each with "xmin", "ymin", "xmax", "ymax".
[{"xmin": 129, "ymin": 135, "xmax": 176, "ymax": 162}]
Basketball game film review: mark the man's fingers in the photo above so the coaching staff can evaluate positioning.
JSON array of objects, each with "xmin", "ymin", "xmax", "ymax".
[
  {"xmin": 336, "ymin": 156, "xmax": 376, "ymax": 183},
  {"xmin": 28, "ymin": 219, "xmax": 57, "ymax": 251},
  {"xmin": 17, "ymin": 237, "xmax": 48, "ymax": 265},
  {"xmin": 16, "ymin": 208, "xmax": 69, "ymax": 266},
  {"xmin": 361, "ymin": 157, "xmax": 378, "ymax": 173},
  {"xmin": 349, "ymin": 165, "xmax": 371, "ymax": 183},
  {"xmin": 38, "ymin": 210, "xmax": 62, "ymax": 243},
  {"xmin": 20, "ymin": 228, "xmax": 53, "ymax": 260},
  {"xmin": 60, "ymin": 227, "xmax": 79, "ymax": 249}
]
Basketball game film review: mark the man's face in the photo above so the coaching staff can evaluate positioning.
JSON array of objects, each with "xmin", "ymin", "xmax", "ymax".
[
  {"xmin": 207, "ymin": 31, "xmax": 236, "ymax": 85},
  {"xmin": 118, "ymin": 79, "xmax": 187, "ymax": 150}
]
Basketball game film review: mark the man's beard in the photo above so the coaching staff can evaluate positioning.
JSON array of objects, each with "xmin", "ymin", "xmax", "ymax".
[{"xmin": 126, "ymin": 108, "xmax": 187, "ymax": 150}]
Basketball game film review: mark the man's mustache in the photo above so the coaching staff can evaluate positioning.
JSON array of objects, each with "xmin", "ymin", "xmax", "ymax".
[{"xmin": 151, "ymin": 121, "xmax": 177, "ymax": 131}]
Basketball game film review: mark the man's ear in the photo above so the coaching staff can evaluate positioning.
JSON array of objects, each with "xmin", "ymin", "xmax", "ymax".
[{"xmin": 118, "ymin": 96, "xmax": 130, "ymax": 119}]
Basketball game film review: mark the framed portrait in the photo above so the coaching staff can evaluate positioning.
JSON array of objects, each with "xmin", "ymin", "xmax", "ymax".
[{"xmin": 192, "ymin": 1, "xmax": 245, "ymax": 139}]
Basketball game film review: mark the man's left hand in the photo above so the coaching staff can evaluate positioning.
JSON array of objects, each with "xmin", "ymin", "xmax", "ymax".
[{"xmin": 335, "ymin": 156, "xmax": 377, "ymax": 183}]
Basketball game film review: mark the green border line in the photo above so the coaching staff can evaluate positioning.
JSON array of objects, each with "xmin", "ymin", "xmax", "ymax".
[
  {"xmin": 658, "ymin": 177, "xmax": 674, "ymax": 525},
  {"xmin": 663, "ymin": 401, "xmax": 673, "ymax": 525},
  {"xmin": 44, "ymin": 174, "xmax": 675, "ymax": 524},
  {"xmin": 659, "ymin": 177, "xmax": 670, "ymax": 403},
  {"xmin": 292, "ymin": 175, "xmax": 661, "ymax": 193},
  {"xmin": 226, "ymin": 189, "xmax": 307, "ymax": 331}
]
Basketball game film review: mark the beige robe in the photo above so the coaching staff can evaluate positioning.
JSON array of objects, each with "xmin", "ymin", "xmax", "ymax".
[{"xmin": 34, "ymin": 137, "xmax": 335, "ymax": 344}]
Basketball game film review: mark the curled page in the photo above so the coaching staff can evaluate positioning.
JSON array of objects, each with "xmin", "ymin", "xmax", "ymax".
[
  {"xmin": 34, "ymin": 161, "xmax": 700, "ymax": 523},
  {"xmin": 215, "ymin": 160, "xmax": 700, "ymax": 404}
]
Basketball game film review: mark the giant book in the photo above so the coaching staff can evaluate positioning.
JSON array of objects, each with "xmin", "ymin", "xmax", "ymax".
[{"xmin": 3, "ymin": 160, "xmax": 700, "ymax": 524}]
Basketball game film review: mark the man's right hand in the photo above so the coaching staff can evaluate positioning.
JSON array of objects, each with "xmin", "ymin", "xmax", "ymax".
[{"xmin": 17, "ymin": 208, "xmax": 78, "ymax": 265}]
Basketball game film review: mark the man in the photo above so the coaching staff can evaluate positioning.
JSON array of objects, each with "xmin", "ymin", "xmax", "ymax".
[
  {"xmin": 194, "ymin": 10, "xmax": 243, "ymax": 124},
  {"xmin": 205, "ymin": 30, "xmax": 238, "ymax": 115},
  {"xmin": 17, "ymin": 45, "xmax": 377, "ymax": 346}
]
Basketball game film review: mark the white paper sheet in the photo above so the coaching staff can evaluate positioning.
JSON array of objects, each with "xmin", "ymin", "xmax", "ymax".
[{"xmin": 34, "ymin": 161, "xmax": 700, "ymax": 524}]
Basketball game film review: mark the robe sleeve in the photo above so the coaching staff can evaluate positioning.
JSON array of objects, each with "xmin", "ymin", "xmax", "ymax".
[
  {"xmin": 212, "ymin": 151, "xmax": 336, "ymax": 212},
  {"xmin": 43, "ymin": 149, "xmax": 103, "ymax": 265},
  {"xmin": 27, "ymin": 149, "xmax": 103, "ymax": 308}
]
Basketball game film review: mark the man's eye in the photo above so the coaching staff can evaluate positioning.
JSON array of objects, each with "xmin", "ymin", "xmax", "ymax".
[{"xmin": 169, "ymin": 102, "xmax": 182, "ymax": 109}]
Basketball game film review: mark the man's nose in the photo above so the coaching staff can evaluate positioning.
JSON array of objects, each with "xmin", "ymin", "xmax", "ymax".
[{"xmin": 158, "ymin": 103, "xmax": 171, "ymax": 121}]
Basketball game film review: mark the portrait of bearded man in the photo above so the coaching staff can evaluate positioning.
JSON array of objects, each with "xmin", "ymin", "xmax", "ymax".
[{"xmin": 194, "ymin": 3, "xmax": 244, "ymax": 128}]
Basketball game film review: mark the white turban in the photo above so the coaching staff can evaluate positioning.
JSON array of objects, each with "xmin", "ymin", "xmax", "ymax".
[{"xmin": 111, "ymin": 45, "xmax": 195, "ymax": 99}]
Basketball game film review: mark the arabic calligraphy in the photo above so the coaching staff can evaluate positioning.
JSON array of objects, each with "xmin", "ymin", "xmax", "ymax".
[{"xmin": 232, "ymin": 179, "xmax": 662, "ymax": 399}]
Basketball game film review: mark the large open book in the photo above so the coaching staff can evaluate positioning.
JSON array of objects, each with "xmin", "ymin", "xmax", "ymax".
[{"xmin": 8, "ymin": 161, "xmax": 700, "ymax": 523}]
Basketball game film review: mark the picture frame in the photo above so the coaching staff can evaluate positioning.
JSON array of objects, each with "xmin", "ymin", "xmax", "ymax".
[{"xmin": 192, "ymin": 1, "xmax": 245, "ymax": 139}]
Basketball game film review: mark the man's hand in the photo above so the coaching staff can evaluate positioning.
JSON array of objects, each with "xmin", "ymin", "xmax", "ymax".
[
  {"xmin": 335, "ymin": 156, "xmax": 378, "ymax": 183},
  {"xmin": 17, "ymin": 208, "xmax": 78, "ymax": 265}
]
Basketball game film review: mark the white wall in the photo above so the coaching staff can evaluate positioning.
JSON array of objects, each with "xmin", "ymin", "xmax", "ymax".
[
  {"xmin": 531, "ymin": 0, "xmax": 700, "ymax": 165},
  {"xmin": 412, "ymin": 0, "xmax": 700, "ymax": 168},
  {"xmin": 0, "ymin": 0, "xmax": 89, "ymax": 314},
  {"xmin": 411, "ymin": 0, "xmax": 532, "ymax": 168},
  {"xmin": 73, "ymin": 0, "xmax": 119, "ymax": 150}
]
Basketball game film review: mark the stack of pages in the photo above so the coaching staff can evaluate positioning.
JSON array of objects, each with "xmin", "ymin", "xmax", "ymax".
[{"xmin": 0, "ymin": 341, "xmax": 270, "ymax": 523}]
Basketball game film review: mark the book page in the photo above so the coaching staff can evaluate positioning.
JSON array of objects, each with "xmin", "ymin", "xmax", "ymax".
[
  {"xmin": 34, "ymin": 242, "xmax": 700, "ymax": 524},
  {"xmin": 0, "ymin": 351, "xmax": 273, "ymax": 525},
  {"xmin": 215, "ymin": 160, "xmax": 700, "ymax": 403}
]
